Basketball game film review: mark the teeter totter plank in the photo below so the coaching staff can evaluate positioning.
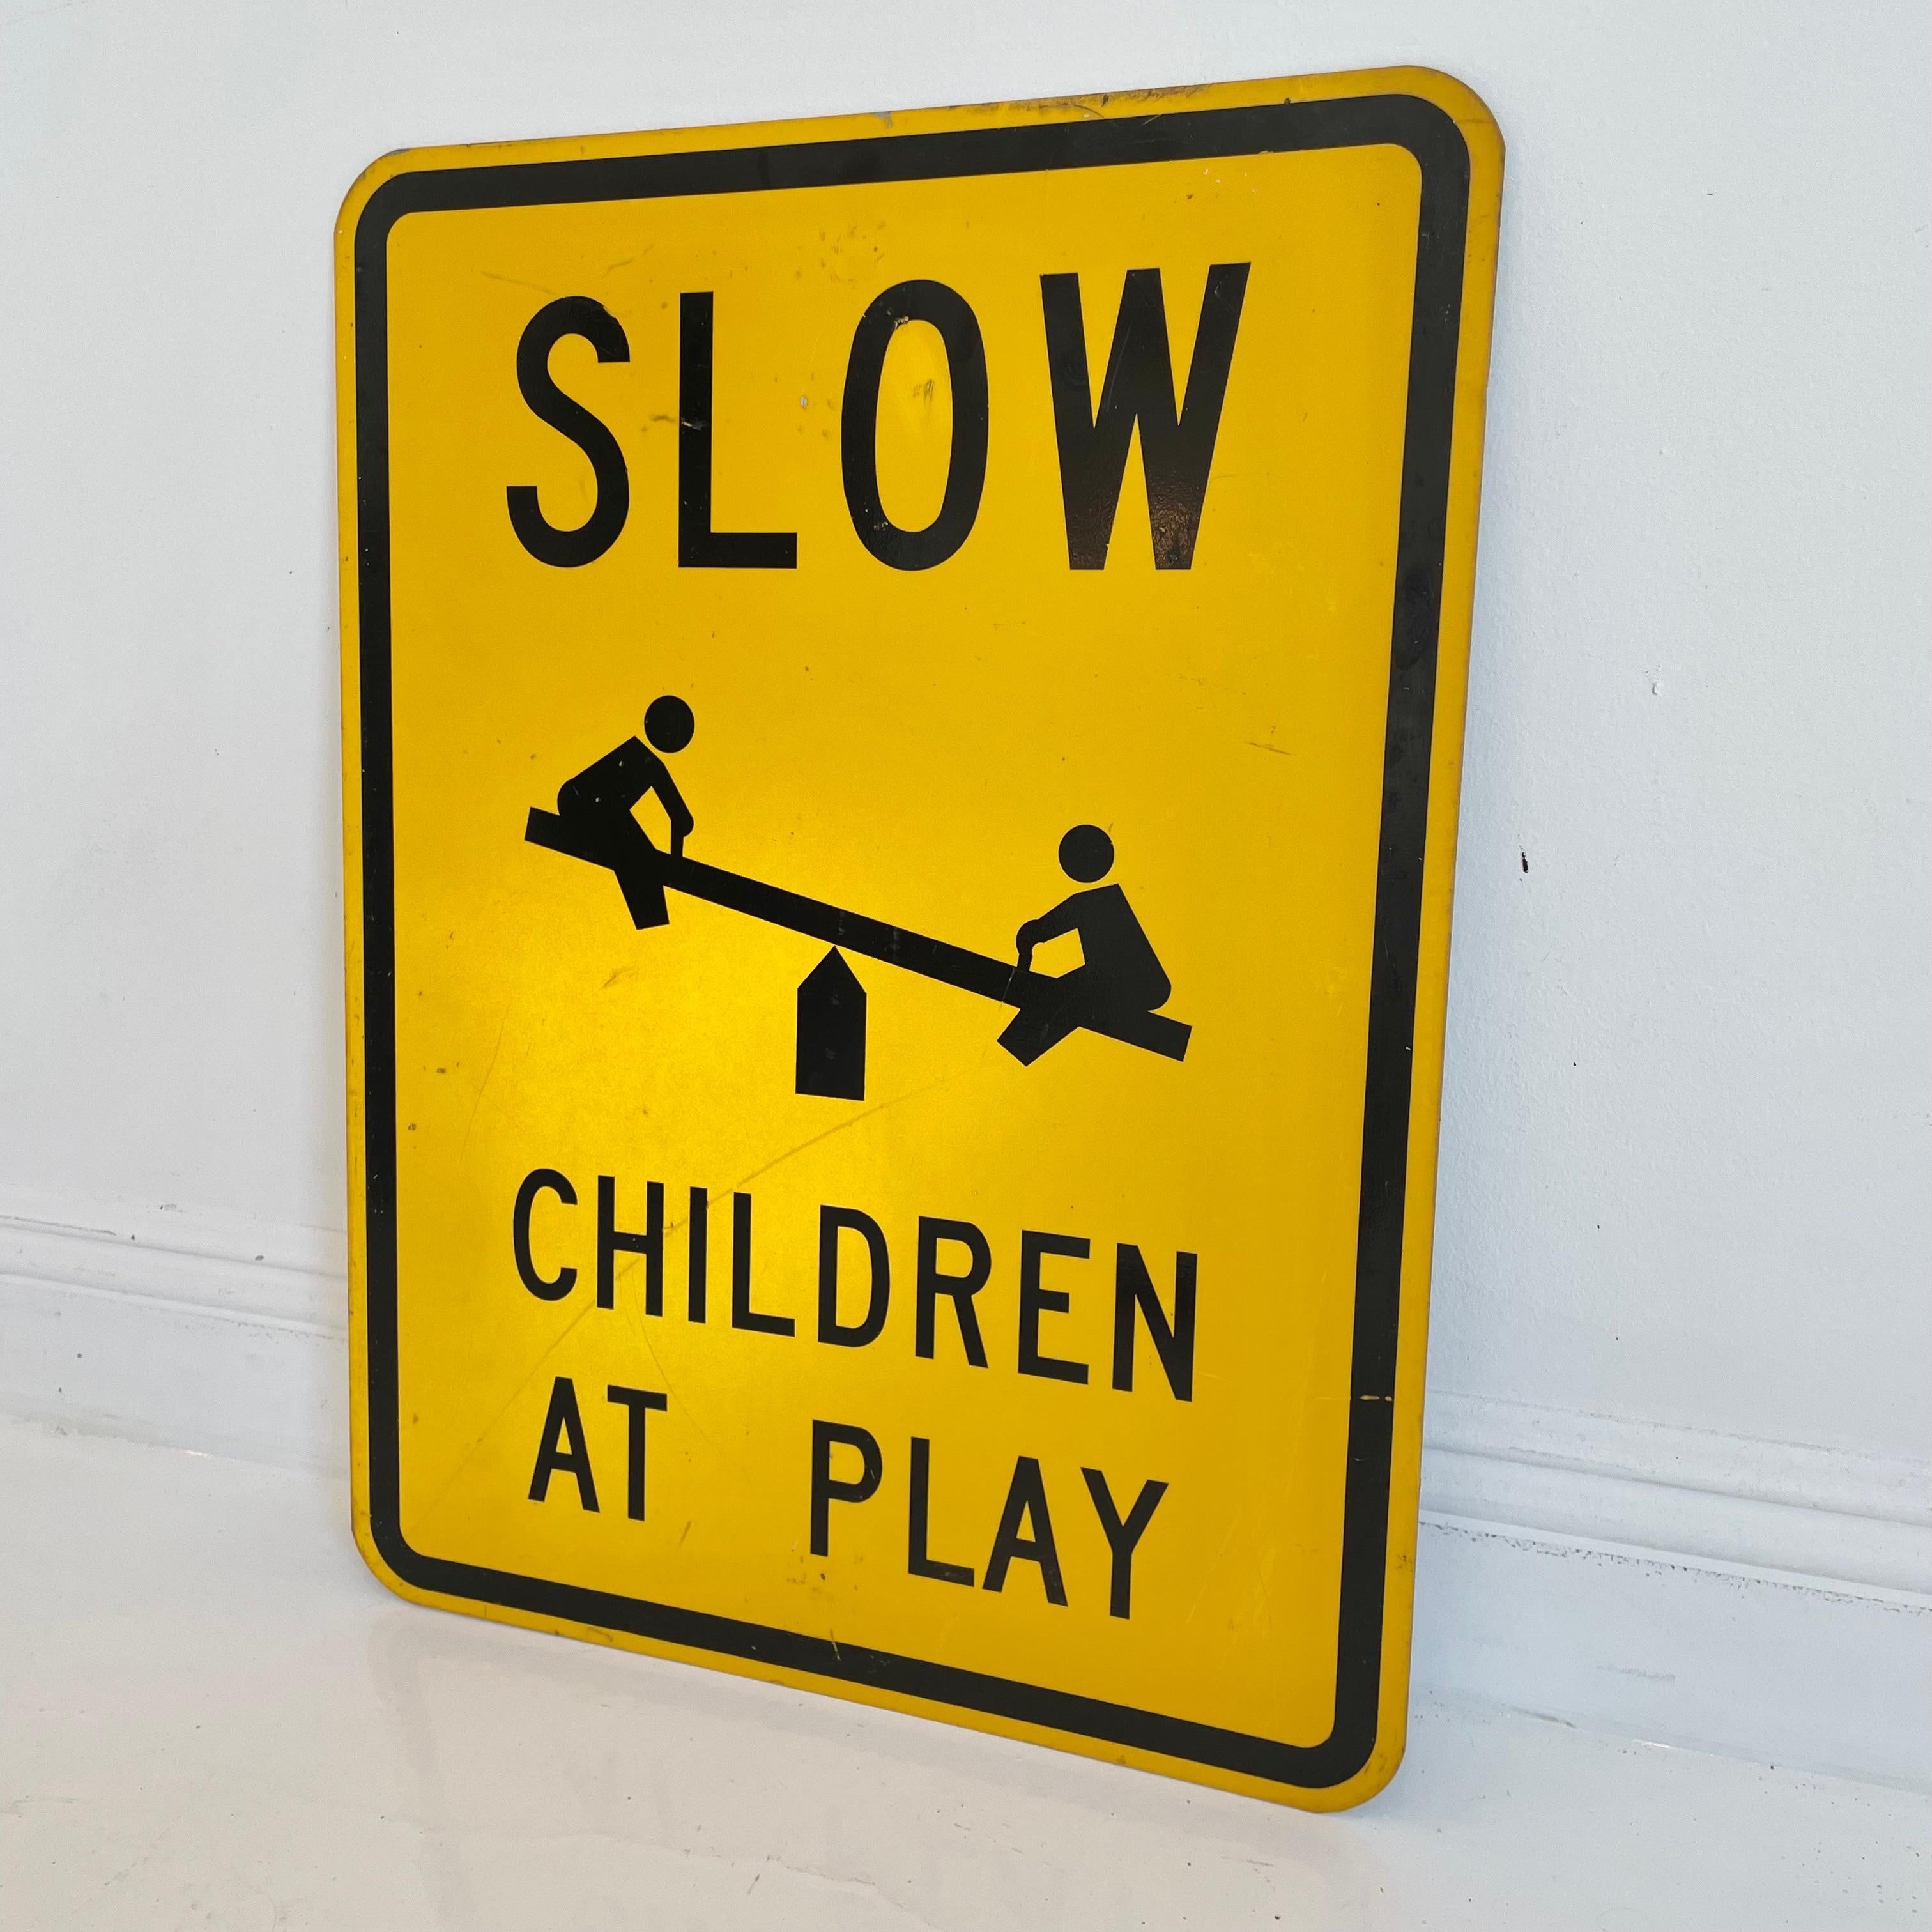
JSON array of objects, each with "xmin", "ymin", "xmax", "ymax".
[{"xmin": 525, "ymin": 807, "xmax": 1191, "ymax": 1064}]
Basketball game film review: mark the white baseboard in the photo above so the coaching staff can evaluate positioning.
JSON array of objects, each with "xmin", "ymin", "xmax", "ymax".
[
  {"xmin": 3, "ymin": 1202, "xmax": 1926, "ymax": 1787},
  {"xmin": 0, "ymin": 1202, "xmax": 348, "ymax": 1471},
  {"xmin": 1422, "ymin": 1391, "xmax": 1932, "ymax": 1597}
]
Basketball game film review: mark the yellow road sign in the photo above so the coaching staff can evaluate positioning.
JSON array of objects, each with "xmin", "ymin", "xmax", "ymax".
[{"xmin": 337, "ymin": 68, "xmax": 1502, "ymax": 1811}]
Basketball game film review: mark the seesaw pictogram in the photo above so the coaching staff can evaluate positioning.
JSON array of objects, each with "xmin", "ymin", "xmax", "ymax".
[{"xmin": 526, "ymin": 696, "xmax": 1192, "ymax": 1100}]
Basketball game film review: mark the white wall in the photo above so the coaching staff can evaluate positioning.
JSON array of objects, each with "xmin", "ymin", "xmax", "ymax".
[{"xmin": 3, "ymin": 0, "xmax": 1928, "ymax": 1774}]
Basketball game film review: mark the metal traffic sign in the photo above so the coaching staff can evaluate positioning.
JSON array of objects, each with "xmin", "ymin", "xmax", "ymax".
[{"xmin": 337, "ymin": 68, "xmax": 1502, "ymax": 1810}]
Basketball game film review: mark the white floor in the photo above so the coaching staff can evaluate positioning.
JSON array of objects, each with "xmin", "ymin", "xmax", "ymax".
[{"xmin": 0, "ymin": 1414, "xmax": 1922, "ymax": 1931}]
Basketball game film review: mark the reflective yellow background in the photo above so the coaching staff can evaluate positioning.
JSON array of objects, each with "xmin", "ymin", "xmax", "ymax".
[{"xmin": 342, "ymin": 71, "xmax": 1501, "ymax": 1809}]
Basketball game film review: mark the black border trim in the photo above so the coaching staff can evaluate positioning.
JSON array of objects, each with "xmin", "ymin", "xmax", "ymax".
[{"xmin": 353, "ymin": 95, "xmax": 1469, "ymax": 1792}]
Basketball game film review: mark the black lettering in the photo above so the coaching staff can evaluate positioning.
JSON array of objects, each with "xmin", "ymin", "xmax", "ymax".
[
  {"xmin": 606, "ymin": 1385, "xmax": 668, "ymax": 1521},
  {"xmin": 982, "ymin": 1456, "xmax": 1066, "ymax": 1604},
  {"xmin": 841, "ymin": 280, "xmax": 989, "ymax": 571},
  {"xmin": 1040, "ymin": 263, "xmax": 1249, "ymax": 569},
  {"xmin": 1111, "ymin": 1245, "xmax": 1196, "ymax": 1400},
  {"xmin": 818, "ymin": 1205, "xmax": 890, "ymax": 1347},
  {"xmin": 1018, "ymin": 1230, "xmax": 1089, "ymax": 1384},
  {"xmin": 678, "ymin": 291, "xmax": 797, "ymax": 569},
  {"xmin": 507, "ymin": 296, "xmax": 631, "ymax": 567},
  {"xmin": 512, "ymin": 1168, "xmax": 577, "ymax": 1300},
  {"xmin": 1081, "ymin": 1468, "xmax": 1168, "ymax": 1618},
  {"xmin": 730, "ymin": 1190, "xmax": 793, "ymax": 1335},
  {"xmin": 809, "ymin": 1419, "xmax": 882, "ymax": 1557},
  {"xmin": 597, "ymin": 1174, "xmax": 662, "ymax": 1314},
  {"xmin": 907, "ymin": 1436, "xmax": 974, "ymax": 1586},
  {"xmin": 915, "ymin": 1217, "xmax": 990, "ymax": 1367},
  {"xmin": 528, "ymin": 1376, "xmax": 598, "ymax": 1511},
  {"xmin": 686, "ymin": 1186, "xmax": 709, "ymax": 1323}
]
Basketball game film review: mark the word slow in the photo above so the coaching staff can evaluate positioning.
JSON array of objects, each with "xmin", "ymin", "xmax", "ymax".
[{"xmin": 507, "ymin": 264, "xmax": 1250, "ymax": 573}]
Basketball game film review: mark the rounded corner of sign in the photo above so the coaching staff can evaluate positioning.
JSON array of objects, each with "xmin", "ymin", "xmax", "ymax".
[
  {"xmin": 1321, "ymin": 1731, "xmax": 1411, "ymax": 1813},
  {"xmin": 348, "ymin": 1496, "xmax": 434, "ymax": 1610},
  {"xmin": 1383, "ymin": 67, "xmax": 1506, "ymax": 167},
  {"xmin": 1177, "ymin": 1726, "xmax": 1411, "ymax": 1813},
  {"xmin": 348, "ymin": 1496, "xmax": 397, "ymax": 1588},
  {"xmin": 334, "ymin": 147, "xmax": 429, "ymax": 257}
]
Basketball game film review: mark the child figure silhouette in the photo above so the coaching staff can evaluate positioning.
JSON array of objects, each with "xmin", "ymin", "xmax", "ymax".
[
  {"xmin": 1000, "ymin": 825, "xmax": 1172, "ymax": 1065},
  {"xmin": 552, "ymin": 695, "xmax": 696, "ymax": 930}
]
